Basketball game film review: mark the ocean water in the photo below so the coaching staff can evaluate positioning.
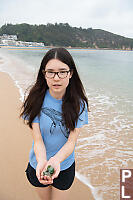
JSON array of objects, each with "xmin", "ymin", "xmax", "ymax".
[{"xmin": 0, "ymin": 48, "xmax": 133, "ymax": 200}]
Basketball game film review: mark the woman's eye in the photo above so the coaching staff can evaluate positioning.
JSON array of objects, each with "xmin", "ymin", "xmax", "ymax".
[{"xmin": 60, "ymin": 71, "xmax": 66, "ymax": 74}]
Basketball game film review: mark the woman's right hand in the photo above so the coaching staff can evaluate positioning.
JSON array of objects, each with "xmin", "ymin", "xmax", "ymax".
[
  {"xmin": 36, "ymin": 160, "xmax": 53, "ymax": 185},
  {"xmin": 36, "ymin": 160, "xmax": 47, "ymax": 182}
]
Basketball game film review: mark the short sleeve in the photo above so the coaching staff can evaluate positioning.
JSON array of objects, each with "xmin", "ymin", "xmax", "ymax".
[
  {"xmin": 22, "ymin": 114, "xmax": 39, "ymax": 123},
  {"xmin": 75, "ymin": 101, "xmax": 88, "ymax": 128},
  {"xmin": 32, "ymin": 116, "xmax": 39, "ymax": 123}
]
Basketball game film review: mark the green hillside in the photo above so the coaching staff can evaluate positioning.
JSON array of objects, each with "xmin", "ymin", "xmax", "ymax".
[{"xmin": 0, "ymin": 23, "xmax": 133, "ymax": 50}]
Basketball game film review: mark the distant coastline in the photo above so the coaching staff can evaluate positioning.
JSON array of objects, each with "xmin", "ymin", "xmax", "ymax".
[
  {"xmin": 0, "ymin": 23, "xmax": 133, "ymax": 51},
  {"xmin": 0, "ymin": 45, "xmax": 132, "ymax": 51}
]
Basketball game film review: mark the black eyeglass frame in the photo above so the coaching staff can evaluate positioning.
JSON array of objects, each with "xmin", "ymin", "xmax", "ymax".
[{"xmin": 42, "ymin": 69, "xmax": 72, "ymax": 79}]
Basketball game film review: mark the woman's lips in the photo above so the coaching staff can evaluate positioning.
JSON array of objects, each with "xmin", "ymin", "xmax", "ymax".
[{"xmin": 53, "ymin": 84, "xmax": 61, "ymax": 88}]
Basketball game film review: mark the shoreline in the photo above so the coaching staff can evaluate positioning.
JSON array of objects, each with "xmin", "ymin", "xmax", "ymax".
[
  {"xmin": 1, "ymin": 48, "xmax": 131, "ymax": 199},
  {"xmin": 0, "ymin": 71, "xmax": 94, "ymax": 199},
  {"xmin": 0, "ymin": 45, "xmax": 133, "ymax": 51}
]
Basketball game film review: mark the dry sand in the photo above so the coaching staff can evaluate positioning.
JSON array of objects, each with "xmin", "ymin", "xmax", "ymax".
[{"xmin": 0, "ymin": 71, "xmax": 94, "ymax": 200}]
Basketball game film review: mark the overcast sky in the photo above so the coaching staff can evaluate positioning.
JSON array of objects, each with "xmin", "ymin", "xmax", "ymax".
[{"xmin": 0, "ymin": 0, "xmax": 133, "ymax": 38}]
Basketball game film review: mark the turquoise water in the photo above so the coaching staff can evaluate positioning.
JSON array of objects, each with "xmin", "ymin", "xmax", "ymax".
[
  {"xmin": 1, "ymin": 48, "xmax": 133, "ymax": 99},
  {"xmin": 0, "ymin": 48, "xmax": 133, "ymax": 200}
]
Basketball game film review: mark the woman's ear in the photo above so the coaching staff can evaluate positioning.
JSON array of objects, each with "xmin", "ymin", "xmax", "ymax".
[
  {"xmin": 42, "ymin": 69, "xmax": 45, "ymax": 75},
  {"xmin": 69, "ymin": 70, "xmax": 73, "ymax": 79}
]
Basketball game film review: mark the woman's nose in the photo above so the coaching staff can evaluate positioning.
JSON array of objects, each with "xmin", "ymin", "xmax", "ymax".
[{"xmin": 54, "ymin": 73, "xmax": 60, "ymax": 80}]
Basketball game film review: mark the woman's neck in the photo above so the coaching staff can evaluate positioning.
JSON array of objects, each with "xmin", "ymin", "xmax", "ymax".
[{"xmin": 49, "ymin": 89, "xmax": 65, "ymax": 100}]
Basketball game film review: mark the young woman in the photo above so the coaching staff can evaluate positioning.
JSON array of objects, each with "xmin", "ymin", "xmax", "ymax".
[{"xmin": 20, "ymin": 47, "xmax": 89, "ymax": 200}]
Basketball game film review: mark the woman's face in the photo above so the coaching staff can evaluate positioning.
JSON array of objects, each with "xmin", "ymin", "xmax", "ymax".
[{"xmin": 44, "ymin": 59, "xmax": 73, "ymax": 99}]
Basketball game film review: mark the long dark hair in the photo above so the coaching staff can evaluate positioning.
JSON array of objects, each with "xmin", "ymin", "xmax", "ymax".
[{"xmin": 20, "ymin": 48, "xmax": 89, "ymax": 131}]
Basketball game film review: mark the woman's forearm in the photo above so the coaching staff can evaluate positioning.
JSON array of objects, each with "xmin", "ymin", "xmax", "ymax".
[
  {"xmin": 53, "ymin": 140, "xmax": 75, "ymax": 163},
  {"xmin": 34, "ymin": 139, "xmax": 47, "ymax": 163},
  {"xmin": 32, "ymin": 123, "xmax": 47, "ymax": 163},
  {"xmin": 53, "ymin": 128, "xmax": 80, "ymax": 163}
]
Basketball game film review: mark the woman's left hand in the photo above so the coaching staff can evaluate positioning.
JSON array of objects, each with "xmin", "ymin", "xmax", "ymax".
[{"xmin": 41, "ymin": 157, "xmax": 60, "ymax": 181}]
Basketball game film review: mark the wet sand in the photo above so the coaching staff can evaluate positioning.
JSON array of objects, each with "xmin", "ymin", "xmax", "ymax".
[{"xmin": 0, "ymin": 71, "xmax": 94, "ymax": 200}]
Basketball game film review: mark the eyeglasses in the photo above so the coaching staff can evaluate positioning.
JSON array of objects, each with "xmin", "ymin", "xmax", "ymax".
[{"xmin": 42, "ymin": 70, "xmax": 71, "ymax": 79}]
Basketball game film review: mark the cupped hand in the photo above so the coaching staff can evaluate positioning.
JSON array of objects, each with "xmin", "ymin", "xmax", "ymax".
[
  {"xmin": 41, "ymin": 157, "xmax": 60, "ymax": 182},
  {"xmin": 36, "ymin": 161, "xmax": 47, "ymax": 180},
  {"xmin": 36, "ymin": 159, "xmax": 53, "ymax": 185}
]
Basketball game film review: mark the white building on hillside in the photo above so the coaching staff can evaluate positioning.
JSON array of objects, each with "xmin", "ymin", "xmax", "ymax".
[
  {"xmin": 0, "ymin": 34, "xmax": 45, "ymax": 47},
  {"xmin": 0, "ymin": 34, "xmax": 17, "ymax": 40}
]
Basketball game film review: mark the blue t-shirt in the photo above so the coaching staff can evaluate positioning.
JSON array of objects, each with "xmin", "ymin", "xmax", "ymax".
[{"xmin": 25, "ymin": 89, "xmax": 88, "ymax": 171}]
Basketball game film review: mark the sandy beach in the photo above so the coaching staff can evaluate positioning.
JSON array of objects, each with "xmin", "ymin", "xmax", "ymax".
[
  {"xmin": 0, "ymin": 47, "xmax": 133, "ymax": 199},
  {"xmin": 0, "ymin": 71, "xmax": 94, "ymax": 200}
]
